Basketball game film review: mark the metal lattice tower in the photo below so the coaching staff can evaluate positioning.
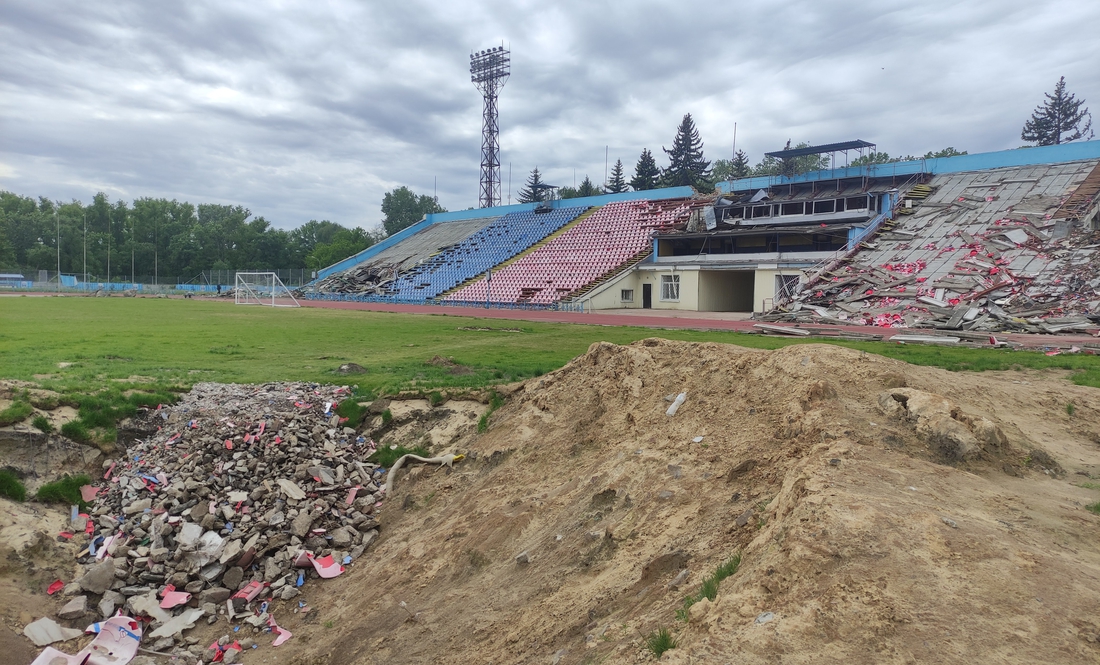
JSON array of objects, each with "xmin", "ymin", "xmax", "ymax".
[{"xmin": 470, "ymin": 45, "xmax": 510, "ymax": 208}]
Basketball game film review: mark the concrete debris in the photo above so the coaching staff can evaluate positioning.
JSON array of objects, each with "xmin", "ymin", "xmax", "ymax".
[
  {"xmin": 57, "ymin": 595, "xmax": 88, "ymax": 620},
  {"xmin": 51, "ymin": 381, "xmax": 387, "ymax": 654},
  {"xmin": 24, "ymin": 617, "xmax": 83, "ymax": 646}
]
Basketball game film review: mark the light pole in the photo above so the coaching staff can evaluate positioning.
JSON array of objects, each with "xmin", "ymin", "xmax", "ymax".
[
  {"xmin": 130, "ymin": 212, "xmax": 135, "ymax": 287},
  {"xmin": 83, "ymin": 213, "xmax": 87, "ymax": 287},
  {"xmin": 106, "ymin": 208, "xmax": 111, "ymax": 287}
]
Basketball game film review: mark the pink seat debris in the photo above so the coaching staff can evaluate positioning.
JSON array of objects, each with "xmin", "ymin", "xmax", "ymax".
[{"xmin": 30, "ymin": 615, "xmax": 142, "ymax": 665}]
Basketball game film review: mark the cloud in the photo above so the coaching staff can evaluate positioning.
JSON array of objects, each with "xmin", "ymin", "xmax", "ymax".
[{"xmin": 1, "ymin": 0, "xmax": 1097, "ymax": 229}]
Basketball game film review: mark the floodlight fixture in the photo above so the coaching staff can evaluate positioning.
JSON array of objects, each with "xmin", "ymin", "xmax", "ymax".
[{"xmin": 470, "ymin": 43, "xmax": 510, "ymax": 208}]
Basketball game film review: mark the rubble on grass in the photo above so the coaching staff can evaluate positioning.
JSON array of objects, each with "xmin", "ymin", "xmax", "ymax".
[{"xmin": 49, "ymin": 381, "xmax": 388, "ymax": 660}]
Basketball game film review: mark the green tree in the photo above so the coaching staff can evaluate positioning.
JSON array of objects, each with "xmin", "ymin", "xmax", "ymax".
[
  {"xmin": 606, "ymin": 159, "xmax": 627, "ymax": 193},
  {"xmin": 630, "ymin": 149, "xmax": 660, "ymax": 191},
  {"xmin": 922, "ymin": 147, "xmax": 967, "ymax": 159},
  {"xmin": 577, "ymin": 175, "xmax": 601, "ymax": 198},
  {"xmin": 850, "ymin": 151, "xmax": 899, "ymax": 167},
  {"xmin": 752, "ymin": 141, "xmax": 831, "ymax": 177},
  {"xmin": 381, "ymin": 186, "xmax": 446, "ymax": 236},
  {"xmin": 1022, "ymin": 77, "xmax": 1094, "ymax": 146},
  {"xmin": 711, "ymin": 150, "xmax": 751, "ymax": 181},
  {"xmin": 517, "ymin": 167, "xmax": 549, "ymax": 203},
  {"xmin": 305, "ymin": 226, "xmax": 376, "ymax": 270},
  {"xmin": 660, "ymin": 113, "xmax": 711, "ymax": 190}
]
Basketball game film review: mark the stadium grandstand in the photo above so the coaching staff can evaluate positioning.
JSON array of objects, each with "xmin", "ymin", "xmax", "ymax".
[{"xmin": 304, "ymin": 140, "xmax": 1100, "ymax": 315}]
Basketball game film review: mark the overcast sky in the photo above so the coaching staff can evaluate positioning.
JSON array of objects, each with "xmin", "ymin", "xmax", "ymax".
[{"xmin": 2, "ymin": 0, "xmax": 1098, "ymax": 230}]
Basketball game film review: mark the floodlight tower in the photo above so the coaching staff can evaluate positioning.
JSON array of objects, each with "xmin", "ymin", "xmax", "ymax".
[{"xmin": 470, "ymin": 45, "xmax": 510, "ymax": 208}]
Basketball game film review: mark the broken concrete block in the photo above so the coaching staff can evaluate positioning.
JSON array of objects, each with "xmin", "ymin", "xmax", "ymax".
[
  {"xmin": 57, "ymin": 595, "xmax": 87, "ymax": 620},
  {"xmin": 24, "ymin": 617, "xmax": 83, "ymax": 646}
]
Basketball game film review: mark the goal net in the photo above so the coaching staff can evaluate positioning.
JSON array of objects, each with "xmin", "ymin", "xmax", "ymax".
[{"xmin": 235, "ymin": 272, "xmax": 300, "ymax": 307}]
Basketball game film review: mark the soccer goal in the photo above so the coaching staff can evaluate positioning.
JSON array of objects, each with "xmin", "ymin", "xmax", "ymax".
[{"xmin": 235, "ymin": 272, "xmax": 300, "ymax": 307}]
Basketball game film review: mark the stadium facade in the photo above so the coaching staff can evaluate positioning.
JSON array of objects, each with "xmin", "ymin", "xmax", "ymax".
[{"xmin": 306, "ymin": 140, "xmax": 1100, "ymax": 315}]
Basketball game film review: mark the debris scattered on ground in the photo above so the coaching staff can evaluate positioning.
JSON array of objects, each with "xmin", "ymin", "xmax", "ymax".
[{"xmin": 28, "ymin": 381, "xmax": 389, "ymax": 662}]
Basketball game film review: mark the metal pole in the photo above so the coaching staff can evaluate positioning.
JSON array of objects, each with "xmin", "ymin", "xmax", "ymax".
[
  {"xmin": 107, "ymin": 208, "xmax": 111, "ymax": 287},
  {"xmin": 56, "ymin": 210, "xmax": 60, "ymax": 292},
  {"xmin": 131, "ymin": 213, "xmax": 135, "ymax": 287},
  {"xmin": 83, "ymin": 213, "xmax": 87, "ymax": 287}
]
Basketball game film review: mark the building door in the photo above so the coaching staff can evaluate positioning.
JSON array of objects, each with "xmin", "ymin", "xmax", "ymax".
[{"xmin": 642, "ymin": 283, "xmax": 652, "ymax": 309}]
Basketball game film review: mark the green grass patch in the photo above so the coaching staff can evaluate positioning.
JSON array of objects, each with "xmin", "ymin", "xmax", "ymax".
[
  {"xmin": 0, "ymin": 469, "xmax": 27, "ymax": 502},
  {"xmin": 31, "ymin": 414, "xmax": 53, "ymax": 433},
  {"xmin": 676, "ymin": 554, "xmax": 742, "ymax": 621},
  {"xmin": 1, "ymin": 299, "xmax": 1099, "ymax": 439},
  {"xmin": 335, "ymin": 398, "xmax": 367, "ymax": 426},
  {"xmin": 1067, "ymin": 402, "xmax": 1076, "ymax": 416},
  {"xmin": 368, "ymin": 445, "xmax": 429, "ymax": 468},
  {"xmin": 61, "ymin": 420, "xmax": 90, "ymax": 442},
  {"xmin": 478, "ymin": 389, "xmax": 504, "ymax": 434},
  {"xmin": 0, "ymin": 401, "xmax": 33, "ymax": 426},
  {"xmin": 36, "ymin": 474, "xmax": 92, "ymax": 508},
  {"xmin": 1087, "ymin": 502, "xmax": 1100, "ymax": 516},
  {"xmin": 1077, "ymin": 481, "xmax": 1100, "ymax": 490},
  {"xmin": 644, "ymin": 626, "xmax": 677, "ymax": 658}
]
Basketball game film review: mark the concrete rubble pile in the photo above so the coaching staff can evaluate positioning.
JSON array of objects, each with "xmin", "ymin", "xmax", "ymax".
[
  {"xmin": 301, "ymin": 263, "xmax": 398, "ymax": 297},
  {"xmin": 57, "ymin": 381, "xmax": 385, "ymax": 660},
  {"xmin": 761, "ymin": 222, "xmax": 1100, "ymax": 336}
]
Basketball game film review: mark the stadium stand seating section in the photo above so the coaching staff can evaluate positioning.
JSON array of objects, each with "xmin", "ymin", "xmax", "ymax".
[
  {"xmin": 445, "ymin": 199, "xmax": 693, "ymax": 305},
  {"xmin": 362, "ymin": 216, "xmax": 499, "ymax": 273},
  {"xmin": 381, "ymin": 207, "xmax": 586, "ymax": 301}
]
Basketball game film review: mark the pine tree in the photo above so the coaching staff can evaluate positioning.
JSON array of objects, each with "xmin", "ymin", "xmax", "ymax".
[
  {"xmin": 731, "ymin": 149, "xmax": 750, "ymax": 178},
  {"xmin": 660, "ymin": 113, "xmax": 711, "ymax": 190},
  {"xmin": 517, "ymin": 167, "xmax": 547, "ymax": 203},
  {"xmin": 606, "ymin": 159, "xmax": 627, "ymax": 193},
  {"xmin": 577, "ymin": 175, "xmax": 601, "ymax": 198},
  {"xmin": 630, "ymin": 149, "xmax": 660, "ymax": 191},
  {"xmin": 1022, "ymin": 76, "xmax": 1094, "ymax": 146}
]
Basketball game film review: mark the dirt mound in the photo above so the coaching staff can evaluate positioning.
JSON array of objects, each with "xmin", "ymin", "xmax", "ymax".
[
  {"xmin": 283, "ymin": 339, "xmax": 1100, "ymax": 665},
  {"xmin": 9, "ymin": 340, "xmax": 1100, "ymax": 664}
]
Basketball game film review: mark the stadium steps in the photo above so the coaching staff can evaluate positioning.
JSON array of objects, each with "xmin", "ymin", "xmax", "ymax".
[
  {"xmin": 435, "ymin": 206, "xmax": 600, "ymax": 299},
  {"xmin": 564, "ymin": 246, "xmax": 654, "ymax": 302}
]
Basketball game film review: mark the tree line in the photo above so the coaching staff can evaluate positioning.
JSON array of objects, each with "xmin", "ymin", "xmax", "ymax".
[
  {"xmin": 510, "ymin": 76, "xmax": 1093, "ymax": 203},
  {"xmin": 0, "ymin": 191, "xmax": 381, "ymax": 279}
]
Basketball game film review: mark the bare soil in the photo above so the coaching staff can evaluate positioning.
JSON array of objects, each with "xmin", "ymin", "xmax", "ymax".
[{"xmin": 6, "ymin": 340, "xmax": 1100, "ymax": 664}]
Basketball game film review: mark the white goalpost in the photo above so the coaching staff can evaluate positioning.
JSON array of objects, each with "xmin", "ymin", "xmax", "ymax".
[{"xmin": 235, "ymin": 272, "xmax": 300, "ymax": 307}]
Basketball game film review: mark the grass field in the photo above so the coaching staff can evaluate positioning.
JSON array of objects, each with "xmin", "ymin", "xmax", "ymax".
[{"xmin": 1, "ymin": 296, "xmax": 1098, "ymax": 440}]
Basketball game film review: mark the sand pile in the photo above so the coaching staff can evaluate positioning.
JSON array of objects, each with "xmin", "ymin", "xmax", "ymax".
[{"xmin": 291, "ymin": 339, "xmax": 1100, "ymax": 665}]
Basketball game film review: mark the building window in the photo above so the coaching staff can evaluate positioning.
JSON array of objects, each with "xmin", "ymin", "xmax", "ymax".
[
  {"xmin": 661, "ymin": 274, "xmax": 680, "ymax": 301},
  {"xmin": 620, "ymin": 289, "xmax": 634, "ymax": 302},
  {"xmin": 775, "ymin": 274, "xmax": 799, "ymax": 299}
]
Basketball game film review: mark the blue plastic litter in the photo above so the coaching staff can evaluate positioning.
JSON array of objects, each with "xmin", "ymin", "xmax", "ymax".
[
  {"xmin": 233, "ymin": 626, "xmax": 239, "ymax": 632},
  {"xmin": 296, "ymin": 571, "xmax": 304, "ymax": 587},
  {"xmin": 343, "ymin": 556, "xmax": 352, "ymax": 565}
]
